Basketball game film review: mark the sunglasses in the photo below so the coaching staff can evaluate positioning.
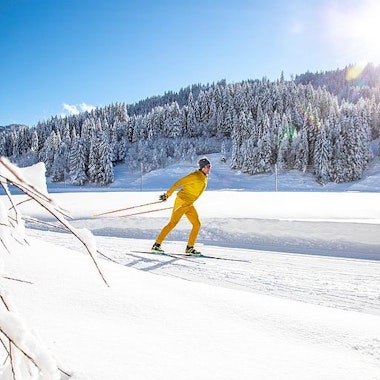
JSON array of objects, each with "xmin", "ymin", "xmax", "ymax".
[{"xmin": 204, "ymin": 164, "xmax": 211, "ymax": 169}]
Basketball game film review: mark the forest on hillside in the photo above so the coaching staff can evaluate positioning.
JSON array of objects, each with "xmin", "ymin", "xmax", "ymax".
[{"xmin": 1, "ymin": 63, "xmax": 380, "ymax": 186}]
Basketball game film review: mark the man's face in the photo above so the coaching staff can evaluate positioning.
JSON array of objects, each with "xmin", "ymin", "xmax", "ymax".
[{"xmin": 202, "ymin": 164, "xmax": 211, "ymax": 174}]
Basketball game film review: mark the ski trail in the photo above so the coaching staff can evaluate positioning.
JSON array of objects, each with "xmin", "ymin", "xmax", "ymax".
[{"xmin": 26, "ymin": 229, "xmax": 380, "ymax": 316}]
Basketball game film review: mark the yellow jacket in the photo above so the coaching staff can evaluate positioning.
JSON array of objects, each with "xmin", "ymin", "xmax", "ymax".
[{"xmin": 167, "ymin": 170, "xmax": 208, "ymax": 203}]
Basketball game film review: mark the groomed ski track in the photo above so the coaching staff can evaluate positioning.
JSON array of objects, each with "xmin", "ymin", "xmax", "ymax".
[{"xmin": 27, "ymin": 229, "xmax": 380, "ymax": 316}]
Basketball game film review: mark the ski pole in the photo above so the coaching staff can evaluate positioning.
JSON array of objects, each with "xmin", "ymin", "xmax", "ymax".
[
  {"xmin": 118, "ymin": 206, "xmax": 173, "ymax": 218},
  {"xmin": 93, "ymin": 200, "xmax": 165, "ymax": 217}
]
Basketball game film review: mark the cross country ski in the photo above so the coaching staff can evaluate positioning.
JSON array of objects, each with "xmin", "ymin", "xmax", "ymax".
[
  {"xmin": 130, "ymin": 250, "xmax": 204, "ymax": 263},
  {"xmin": 130, "ymin": 250, "xmax": 248, "ymax": 263}
]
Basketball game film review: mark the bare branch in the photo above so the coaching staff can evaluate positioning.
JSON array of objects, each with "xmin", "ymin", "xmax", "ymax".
[
  {"xmin": 1, "ymin": 237, "xmax": 12, "ymax": 254},
  {"xmin": 2, "ymin": 276, "xmax": 33, "ymax": 285},
  {"xmin": 0, "ymin": 180, "xmax": 21, "ymax": 224},
  {"xmin": 9, "ymin": 344, "xmax": 16, "ymax": 380},
  {"xmin": 97, "ymin": 249, "xmax": 119, "ymax": 264},
  {"xmin": 0, "ymin": 158, "xmax": 109, "ymax": 286},
  {"xmin": 1, "ymin": 327, "xmax": 72, "ymax": 379},
  {"xmin": 4, "ymin": 328, "xmax": 40, "ymax": 375},
  {"xmin": 23, "ymin": 216, "xmax": 70, "ymax": 233},
  {"xmin": 0, "ymin": 159, "xmax": 63, "ymax": 209},
  {"xmin": 0, "ymin": 294, "xmax": 10, "ymax": 311}
]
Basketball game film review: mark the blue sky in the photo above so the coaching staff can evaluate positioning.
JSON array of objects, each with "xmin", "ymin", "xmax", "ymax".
[{"xmin": 1, "ymin": 0, "xmax": 380, "ymax": 126}]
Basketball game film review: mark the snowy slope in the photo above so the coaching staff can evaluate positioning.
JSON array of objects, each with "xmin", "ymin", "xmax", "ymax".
[
  {"xmin": 1, "ymin": 153, "xmax": 380, "ymax": 379},
  {"xmin": 4, "ymin": 236, "xmax": 380, "ymax": 380}
]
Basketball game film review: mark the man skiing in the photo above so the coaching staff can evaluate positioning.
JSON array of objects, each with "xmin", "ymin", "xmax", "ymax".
[{"xmin": 151, "ymin": 157, "xmax": 211, "ymax": 256}]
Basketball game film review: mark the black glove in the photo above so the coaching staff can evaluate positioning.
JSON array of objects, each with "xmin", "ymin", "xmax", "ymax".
[{"xmin": 159, "ymin": 193, "xmax": 168, "ymax": 201}]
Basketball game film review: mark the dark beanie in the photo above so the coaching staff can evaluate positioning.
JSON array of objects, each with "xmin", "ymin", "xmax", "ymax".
[{"xmin": 198, "ymin": 157, "xmax": 211, "ymax": 169}]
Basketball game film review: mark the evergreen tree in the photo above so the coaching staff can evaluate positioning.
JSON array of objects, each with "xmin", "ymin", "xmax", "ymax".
[
  {"xmin": 10, "ymin": 130, "xmax": 19, "ymax": 157},
  {"xmin": 241, "ymin": 132, "xmax": 255, "ymax": 174},
  {"xmin": 276, "ymin": 113, "xmax": 292, "ymax": 171},
  {"xmin": 230, "ymin": 111, "xmax": 246, "ymax": 170},
  {"xmin": 291, "ymin": 123, "xmax": 309, "ymax": 172},
  {"xmin": 330, "ymin": 130, "xmax": 345, "ymax": 183},
  {"xmin": 186, "ymin": 92, "xmax": 198, "ymax": 137},
  {"xmin": 258, "ymin": 114, "xmax": 274, "ymax": 173},
  {"xmin": 164, "ymin": 102, "xmax": 183, "ymax": 138},
  {"xmin": 98, "ymin": 133, "xmax": 114, "ymax": 185},
  {"xmin": 314, "ymin": 120, "xmax": 332, "ymax": 185},
  {"xmin": 340, "ymin": 106, "xmax": 372, "ymax": 181},
  {"xmin": 51, "ymin": 144, "xmax": 66, "ymax": 182},
  {"xmin": 0, "ymin": 134, "xmax": 6, "ymax": 156},
  {"xmin": 30, "ymin": 130, "xmax": 39, "ymax": 153},
  {"xmin": 220, "ymin": 141, "xmax": 227, "ymax": 163},
  {"xmin": 88, "ymin": 130, "xmax": 114, "ymax": 185},
  {"xmin": 41, "ymin": 130, "xmax": 61, "ymax": 176},
  {"xmin": 218, "ymin": 89, "xmax": 234, "ymax": 138},
  {"xmin": 69, "ymin": 137, "xmax": 88, "ymax": 185}
]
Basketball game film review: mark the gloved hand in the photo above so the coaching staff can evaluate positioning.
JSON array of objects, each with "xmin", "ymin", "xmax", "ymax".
[{"xmin": 159, "ymin": 193, "xmax": 168, "ymax": 201}]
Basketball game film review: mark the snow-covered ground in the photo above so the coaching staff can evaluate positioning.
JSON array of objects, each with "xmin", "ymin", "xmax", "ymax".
[{"xmin": 1, "ymin": 153, "xmax": 380, "ymax": 379}]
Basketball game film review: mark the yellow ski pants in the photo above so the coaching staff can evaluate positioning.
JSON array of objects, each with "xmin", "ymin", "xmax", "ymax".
[{"xmin": 156, "ymin": 196, "xmax": 201, "ymax": 247}]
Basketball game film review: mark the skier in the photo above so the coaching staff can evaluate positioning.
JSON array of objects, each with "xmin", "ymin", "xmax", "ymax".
[{"xmin": 151, "ymin": 157, "xmax": 211, "ymax": 256}]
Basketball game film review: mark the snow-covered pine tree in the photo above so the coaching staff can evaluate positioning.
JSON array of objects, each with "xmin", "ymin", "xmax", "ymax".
[
  {"xmin": 40, "ymin": 130, "xmax": 61, "ymax": 176},
  {"xmin": 355, "ymin": 100, "xmax": 374, "ymax": 167},
  {"xmin": 88, "ymin": 128, "xmax": 114, "ymax": 185},
  {"xmin": 276, "ymin": 112, "xmax": 292, "ymax": 171},
  {"xmin": 220, "ymin": 141, "xmax": 227, "ymax": 163},
  {"xmin": 291, "ymin": 123, "xmax": 309, "ymax": 172},
  {"xmin": 241, "ymin": 134, "xmax": 256, "ymax": 174},
  {"xmin": 51, "ymin": 144, "xmax": 66, "ymax": 182},
  {"xmin": 313, "ymin": 119, "xmax": 332, "ymax": 185},
  {"xmin": 205, "ymin": 98, "xmax": 217, "ymax": 137},
  {"xmin": 30, "ymin": 130, "xmax": 39, "ymax": 153},
  {"xmin": 69, "ymin": 137, "xmax": 88, "ymax": 185},
  {"xmin": 219, "ymin": 90, "xmax": 235, "ymax": 139},
  {"xmin": 164, "ymin": 102, "xmax": 183, "ymax": 138},
  {"xmin": 330, "ymin": 121, "xmax": 345, "ymax": 183},
  {"xmin": 258, "ymin": 113, "xmax": 274, "ymax": 173},
  {"xmin": 0, "ymin": 137, "xmax": 5, "ymax": 158},
  {"xmin": 230, "ymin": 111, "xmax": 246, "ymax": 170},
  {"xmin": 98, "ymin": 133, "xmax": 114, "ymax": 185},
  {"xmin": 186, "ymin": 91, "xmax": 198, "ymax": 137}
]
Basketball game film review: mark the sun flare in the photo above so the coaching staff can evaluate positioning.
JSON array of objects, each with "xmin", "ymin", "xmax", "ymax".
[{"xmin": 325, "ymin": 0, "xmax": 380, "ymax": 65}]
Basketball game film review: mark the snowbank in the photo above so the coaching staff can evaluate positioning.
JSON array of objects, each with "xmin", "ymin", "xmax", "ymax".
[{"xmin": 6, "ymin": 191, "xmax": 380, "ymax": 223}]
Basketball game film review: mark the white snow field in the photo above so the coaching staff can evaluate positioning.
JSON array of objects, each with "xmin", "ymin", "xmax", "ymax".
[{"xmin": 1, "ymin": 153, "xmax": 380, "ymax": 379}]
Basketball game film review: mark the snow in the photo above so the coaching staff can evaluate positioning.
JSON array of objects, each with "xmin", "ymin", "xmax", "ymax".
[{"xmin": 1, "ymin": 153, "xmax": 380, "ymax": 379}]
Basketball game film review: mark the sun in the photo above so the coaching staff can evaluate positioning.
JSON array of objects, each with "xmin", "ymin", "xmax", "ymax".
[{"xmin": 325, "ymin": 0, "xmax": 380, "ymax": 66}]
